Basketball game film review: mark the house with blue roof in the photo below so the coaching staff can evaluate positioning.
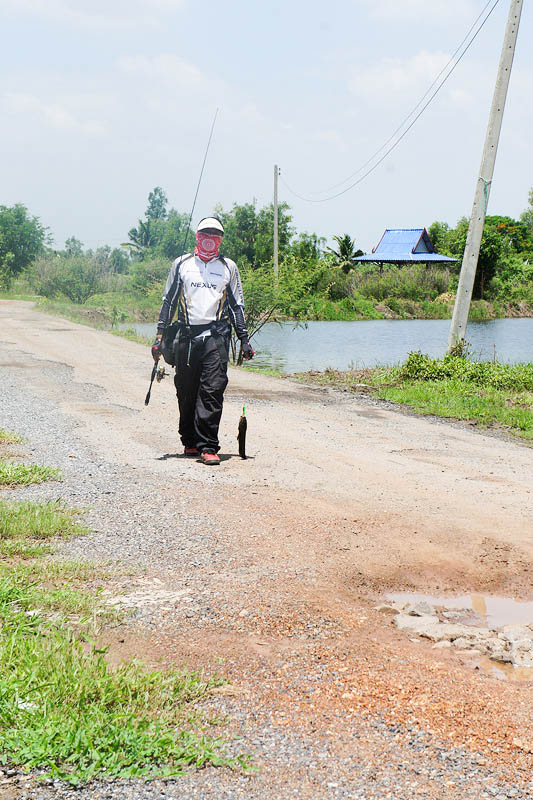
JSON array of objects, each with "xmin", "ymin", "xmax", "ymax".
[{"xmin": 353, "ymin": 228, "xmax": 457, "ymax": 269}]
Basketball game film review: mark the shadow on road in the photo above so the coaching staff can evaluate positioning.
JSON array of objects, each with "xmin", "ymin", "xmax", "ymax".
[{"xmin": 156, "ymin": 452, "xmax": 254, "ymax": 462}]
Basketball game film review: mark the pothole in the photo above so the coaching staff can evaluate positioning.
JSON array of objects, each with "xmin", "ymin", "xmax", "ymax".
[
  {"xmin": 387, "ymin": 593, "xmax": 533, "ymax": 629},
  {"xmin": 377, "ymin": 593, "xmax": 533, "ymax": 681}
]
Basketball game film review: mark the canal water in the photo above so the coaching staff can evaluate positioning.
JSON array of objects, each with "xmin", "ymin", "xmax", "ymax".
[{"xmin": 128, "ymin": 318, "xmax": 533, "ymax": 373}]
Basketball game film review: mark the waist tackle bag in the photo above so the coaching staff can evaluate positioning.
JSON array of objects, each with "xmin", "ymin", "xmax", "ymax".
[{"xmin": 161, "ymin": 323, "xmax": 179, "ymax": 366}]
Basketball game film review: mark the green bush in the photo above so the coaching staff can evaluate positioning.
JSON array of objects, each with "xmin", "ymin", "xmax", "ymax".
[
  {"xmin": 468, "ymin": 301, "xmax": 493, "ymax": 322},
  {"xmin": 351, "ymin": 265, "xmax": 450, "ymax": 302},
  {"xmin": 488, "ymin": 254, "xmax": 533, "ymax": 303},
  {"xmin": 397, "ymin": 350, "xmax": 533, "ymax": 391},
  {"xmin": 341, "ymin": 293, "xmax": 382, "ymax": 319},
  {"xmin": 323, "ymin": 267, "xmax": 351, "ymax": 301},
  {"xmin": 420, "ymin": 300, "xmax": 453, "ymax": 319},
  {"xmin": 29, "ymin": 254, "xmax": 103, "ymax": 304},
  {"xmin": 128, "ymin": 257, "xmax": 170, "ymax": 295}
]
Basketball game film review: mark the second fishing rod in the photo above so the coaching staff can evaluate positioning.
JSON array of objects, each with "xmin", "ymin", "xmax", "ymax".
[{"xmin": 145, "ymin": 108, "xmax": 219, "ymax": 406}]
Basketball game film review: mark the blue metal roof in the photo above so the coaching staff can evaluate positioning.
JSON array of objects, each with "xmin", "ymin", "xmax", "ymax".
[
  {"xmin": 353, "ymin": 228, "xmax": 457, "ymax": 264},
  {"xmin": 354, "ymin": 252, "xmax": 457, "ymax": 263}
]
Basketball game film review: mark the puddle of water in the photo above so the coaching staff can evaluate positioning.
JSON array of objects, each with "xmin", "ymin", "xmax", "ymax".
[
  {"xmin": 386, "ymin": 592, "xmax": 533, "ymax": 630},
  {"xmin": 386, "ymin": 592, "xmax": 533, "ymax": 682},
  {"xmin": 478, "ymin": 657, "xmax": 533, "ymax": 683}
]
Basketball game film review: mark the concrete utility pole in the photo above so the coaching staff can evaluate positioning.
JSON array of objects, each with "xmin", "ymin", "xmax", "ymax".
[
  {"xmin": 273, "ymin": 164, "xmax": 279, "ymax": 283},
  {"xmin": 448, "ymin": 0, "xmax": 523, "ymax": 350}
]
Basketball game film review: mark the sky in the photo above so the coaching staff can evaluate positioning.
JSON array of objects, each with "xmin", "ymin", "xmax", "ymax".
[{"xmin": 1, "ymin": 0, "xmax": 532, "ymax": 252}]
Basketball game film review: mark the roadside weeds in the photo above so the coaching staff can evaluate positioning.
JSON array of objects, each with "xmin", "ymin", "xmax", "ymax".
[
  {"xmin": 0, "ymin": 432, "xmax": 245, "ymax": 786},
  {"xmin": 292, "ymin": 352, "xmax": 533, "ymax": 443}
]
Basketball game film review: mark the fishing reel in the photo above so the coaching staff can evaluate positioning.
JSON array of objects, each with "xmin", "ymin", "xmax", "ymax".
[{"xmin": 156, "ymin": 364, "xmax": 168, "ymax": 383}]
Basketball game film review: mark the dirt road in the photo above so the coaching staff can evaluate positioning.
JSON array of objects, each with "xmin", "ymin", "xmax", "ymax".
[{"xmin": 1, "ymin": 299, "xmax": 532, "ymax": 799}]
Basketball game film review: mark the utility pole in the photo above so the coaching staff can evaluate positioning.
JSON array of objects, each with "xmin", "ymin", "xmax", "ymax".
[
  {"xmin": 448, "ymin": 0, "xmax": 523, "ymax": 350},
  {"xmin": 273, "ymin": 164, "xmax": 279, "ymax": 283}
]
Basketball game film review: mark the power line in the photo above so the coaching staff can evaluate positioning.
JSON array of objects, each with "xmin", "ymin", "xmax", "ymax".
[
  {"xmin": 308, "ymin": 0, "xmax": 498, "ymax": 196},
  {"xmin": 281, "ymin": 0, "xmax": 501, "ymax": 204}
]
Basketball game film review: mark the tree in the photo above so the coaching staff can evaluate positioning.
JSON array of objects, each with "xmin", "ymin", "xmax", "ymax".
[
  {"xmin": 158, "ymin": 209, "xmax": 195, "ymax": 260},
  {"xmin": 217, "ymin": 201, "xmax": 294, "ymax": 268},
  {"xmin": 427, "ymin": 221, "xmax": 450, "ymax": 253},
  {"xmin": 89, "ymin": 245, "xmax": 129, "ymax": 273},
  {"xmin": 520, "ymin": 186, "xmax": 533, "ymax": 235},
  {"xmin": 146, "ymin": 187, "xmax": 168, "ymax": 221},
  {"xmin": 217, "ymin": 202, "xmax": 258, "ymax": 267},
  {"xmin": 122, "ymin": 219, "xmax": 157, "ymax": 260},
  {"xmin": 0, "ymin": 204, "xmax": 47, "ymax": 288},
  {"xmin": 64, "ymin": 236, "xmax": 84, "ymax": 257},
  {"xmin": 255, "ymin": 202, "xmax": 293, "ymax": 265},
  {"xmin": 109, "ymin": 247, "xmax": 130, "ymax": 273},
  {"xmin": 485, "ymin": 215, "xmax": 532, "ymax": 255},
  {"xmin": 124, "ymin": 189, "xmax": 195, "ymax": 262},
  {"xmin": 441, "ymin": 214, "xmax": 533, "ymax": 299},
  {"xmin": 290, "ymin": 232, "xmax": 326, "ymax": 266},
  {"xmin": 446, "ymin": 217, "xmax": 503, "ymax": 299},
  {"xmin": 0, "ymin": 253, "xmax": 15, "ymax": 292},
  {"xmin": 326, "ymin": 234, "xmax": 363, "ymax": 274}
]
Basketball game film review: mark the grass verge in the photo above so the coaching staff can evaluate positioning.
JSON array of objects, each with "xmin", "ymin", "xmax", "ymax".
[
  {"xmin": 0, "ymin": 500, "xmax": 87, "ymax": 540},
  {"xmin": 35, "ymin": 298, "xmax": 152, "ymax": 346},
  {"xmin": 0, "ymin": 462, "xmax": 61, "ymax": 486},
  {"xmin": 293, "ymin": 352, "xmax": 533, "ymax": 441},
  {"xmin": 0, "ymin": 498, "xmax": 106, "ymax": 616},
  {"xmin": 377, "ymin": 379, "xmax": 533, "ymax": 440},
  {"xmin": 0, "ymin": 429, "xmax": 23, "ymax": 445},
  {"xmin": 0, "ymin": 571, "xmax": 241, "ymax": 785},
  {"xmin": 0, "ymin": 489, "xmax": 244, "ymax": 784}
]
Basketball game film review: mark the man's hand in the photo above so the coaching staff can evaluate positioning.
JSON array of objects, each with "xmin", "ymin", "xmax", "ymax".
[
  {"xmin": 151, "ymin": 335, "xmax": 162, "ymax": 362},
  {"xmin": 241, "ymin": 339, "xmax": 255, "ymax": 361}
]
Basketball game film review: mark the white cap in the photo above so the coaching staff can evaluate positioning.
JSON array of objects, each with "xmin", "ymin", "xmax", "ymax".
[{"xmin": 197, "ymin": 217, "xmax": 224, "ymax": 235}]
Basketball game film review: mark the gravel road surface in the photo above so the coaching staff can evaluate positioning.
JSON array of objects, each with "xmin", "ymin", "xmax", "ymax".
[{"xmin": 1, "ymin": 299, "xmax": 532, "ymax": 800}]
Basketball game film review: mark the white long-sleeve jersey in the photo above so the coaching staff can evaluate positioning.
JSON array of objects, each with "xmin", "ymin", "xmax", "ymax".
[{"xmin": 157, "ymin": 253, "xmax": 248, "ymax": 339}]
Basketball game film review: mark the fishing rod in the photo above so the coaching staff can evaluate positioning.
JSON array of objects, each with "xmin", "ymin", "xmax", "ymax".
[
  {"xmin": 144, "ymin": 362, "xmax": 167, "ymax": 406},
  {"xmin": 177, "ymin": 107, "xmax": 219, "ymax": 260},
  {"xmin": 144, "ymin": 108, "xmax": 219, "ymax": 406}
]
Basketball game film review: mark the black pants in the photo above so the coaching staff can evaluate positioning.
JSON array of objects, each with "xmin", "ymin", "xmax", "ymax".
[{"xmin": 174, "ymin": 334, "xmax": 229, "ymax": 453}]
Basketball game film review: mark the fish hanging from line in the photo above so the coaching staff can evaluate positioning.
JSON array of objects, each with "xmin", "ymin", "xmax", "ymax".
[{"xmin": 237, "ymin": 406, "xmax": 247, "ymax": 459}]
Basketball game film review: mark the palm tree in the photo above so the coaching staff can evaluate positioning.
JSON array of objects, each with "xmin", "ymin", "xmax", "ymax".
[
  {"xmin": 121, "ymin": 220, "xmax": 156, "ymax": 260},
  {"xmin": 326, "ymin": 234, "xmax": 363, "ymax": 274}
]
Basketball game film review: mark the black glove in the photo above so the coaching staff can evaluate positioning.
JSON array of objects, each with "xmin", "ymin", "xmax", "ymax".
[
  {"xmin": 151, "ymin": 337, "xmax": 162, "ymax": 362},
  {"xmin": 241, "ymin": 339, "xmax": 255, "ymax": 361}
]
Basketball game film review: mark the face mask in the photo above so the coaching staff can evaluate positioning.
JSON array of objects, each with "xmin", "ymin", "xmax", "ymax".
[{"xmin": 195, "ymin": 232, "xmax": 222, "ymax": 262}]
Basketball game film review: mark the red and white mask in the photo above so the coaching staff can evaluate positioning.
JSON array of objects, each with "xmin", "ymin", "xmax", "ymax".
[{"xmin": 195, "ymin": 232, "xmax": 222, "ymax": 262}]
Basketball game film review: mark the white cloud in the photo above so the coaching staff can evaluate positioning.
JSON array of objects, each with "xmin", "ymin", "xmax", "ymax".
[
  {"xmin": 350, "ymin": 50, "xmax": 452, "ymax": 104},
  {"xmin": 117, "ymin": 54, "xmax": 215, "ymax": 93},
  {"xmin": 3, "ymin": 92, "xmax": 106, "ymax": 135},
  {"xmin": 314, "ymin": 129, "xmax": 345, "ymax": 149},
  {"xmin": 364, "ymin": 0, "xmax": 476, "ymax": 23},
  {"xmin": 449, "ymin": 87, "xmax": 472, "ymax": 108},
  {"xmin": 0, "ymin": 0, "xmax": 184, "ymax": 29}
]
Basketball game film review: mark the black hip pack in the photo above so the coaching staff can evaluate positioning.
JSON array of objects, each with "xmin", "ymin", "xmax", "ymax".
[
  {"xmin": 161, "ymin": 322, "xmax": 179, "ymax": 366},
  {"xmin": 161, "ymin": 322, "xmax": 229, "ymax": 367}
]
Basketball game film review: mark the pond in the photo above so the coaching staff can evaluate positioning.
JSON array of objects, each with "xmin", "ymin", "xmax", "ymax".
[{"xmin": 128, "ymin": 318, "xmax": 533, "ymax": 373}]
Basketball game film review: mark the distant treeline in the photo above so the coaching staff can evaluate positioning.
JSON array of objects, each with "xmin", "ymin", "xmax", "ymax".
[{"xmin": 1, "ymin": 185, "xmax": 532, "ymax": 322}]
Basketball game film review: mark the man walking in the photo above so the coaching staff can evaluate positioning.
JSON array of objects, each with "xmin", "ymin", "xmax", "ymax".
[{"xmin": 151, "ymin": 217, "xmax": 254, "ymax": 465}]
